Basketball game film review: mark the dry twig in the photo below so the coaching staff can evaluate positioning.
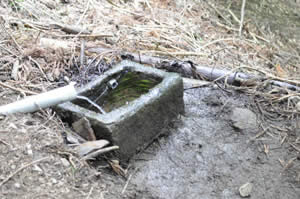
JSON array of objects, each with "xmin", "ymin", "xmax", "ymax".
[
  {"xmin": 122, "ymin": 172, "xmax": 134, "ymax": 195},
  {"xmin": 81, "ymin": 146, "xmax": 119, "ymax": 160},
  {"xmin": 0, "ymin": 81, "xmax": 37, "ymax": 95},
  {"xmin": 0, "ymin": 157, "xmax": 49, "ymax": 187},
  {"xmin": 0, "ymin": 138, "xmax": 11, "ymax": 147},
  {"xmin": 289, "ymin": 143, "xmax": 300, "ymax": 152},
  {"xmin": 85, "ymin": 185, "xmax": 94, "ymax": 199}
]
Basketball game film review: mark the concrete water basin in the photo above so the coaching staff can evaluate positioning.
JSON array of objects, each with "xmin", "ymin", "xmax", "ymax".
[{"xmin": 56, "ymin": 60, "xmax": 184, "ymax": 160}]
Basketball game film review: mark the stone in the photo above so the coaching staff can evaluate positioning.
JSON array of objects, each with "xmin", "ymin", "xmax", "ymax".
[
  {"xmin": 51, "ymin": 178, "xmax": 58, "ymax": 184},
  {"xmin": 72, "ymin": 117, "xmax": 97, "ymax": 141},
  {"xmin": 38, "ymin": 177, "xmax": 46, "ymax": 184},
  {"xmin": 14, "ymin": 183, "xmax": 21, "ymax": 189},
  {"xmin": 239, "ymin": 182, "xmax": 253, "ymax": 197},
  {"xmin": 32, "ymin": 165, "xmax": 43, "ymax": 172},
  {"xmin": 56, "ymin": 60, "xmax": 184, "ymax": 160},
  {"xmin": 61, "ymin": 158, "xmax": 70, "ymax": 167},
  {"xmin": 26, "ymin": 144, "xmax": 33, "ymax": 156},
  {"xmin": 296, "ymin": 101, "xmax": 300, "ymax": 111},
  {"xmin": 231, "ymin": 108, "xmax": 258, "ymax": 131}
]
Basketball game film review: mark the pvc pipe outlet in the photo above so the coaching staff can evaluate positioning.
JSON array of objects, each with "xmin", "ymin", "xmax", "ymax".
[{"xmin": 0, "ymin": 83, "xmax": 77, "ymax": 115}]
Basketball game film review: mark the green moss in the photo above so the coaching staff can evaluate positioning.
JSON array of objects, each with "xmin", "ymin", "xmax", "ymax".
[{"xmin": 101, "ymin": 72, "xmax": 161, "ymax": 112}]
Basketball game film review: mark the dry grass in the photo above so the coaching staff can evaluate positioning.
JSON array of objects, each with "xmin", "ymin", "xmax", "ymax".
[{"xmin": 0, "ymin": 0, "xmax": 298, "ymax": 88}]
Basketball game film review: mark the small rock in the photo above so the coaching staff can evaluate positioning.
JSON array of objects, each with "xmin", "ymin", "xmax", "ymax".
[
  {"xmin": 239, "ymin": 182, "xmax": 253, "ymax": 197},
  {"xmin": 14, "ymin": 183, "xmax": 21, "ymax": 188},
  {"xmin": 296, "ymin": 102, "xmax": 300, "ymax": 111},
  {"xmin": 38, "ymin": 177, "xmax": 46, "ymax": 184},
  {"xmin": 26, "ymin": 144, "xmax": 33, "ymax": 155},
  {"xmin": 57, "ymin": 181, "xmax": 64, "ymax": 186},
  {"xmin": 8, "ymin": 123, "xmax": 18, "ymax": 130},
  {"xmin": 51, "ymin": 178, "xmax": 57, "ymax": 184},
  {"xmin": 231, "ymin": 108, "xmax": 258, "ymax": 131},
  {"xmin": 64, "ymin": 76, "xmax": 70, "ymax": 83},
  {"xmin": 72, "ymin": 117, "xmax": 96, "ymax": 141},
  {"xmin": 32, "ymin": 165, "xmax": 43, "ymax": 172},
  {"xmin": 0, "ymin": 114, "xmax": 5, "ymax": 120},
  {"xmin": 61, "ymin": 158, "xmax": 70, "ymax": 167},
  {"xmin": 43, "ymin": 0, "xmax": 56, "ymax": 9}
]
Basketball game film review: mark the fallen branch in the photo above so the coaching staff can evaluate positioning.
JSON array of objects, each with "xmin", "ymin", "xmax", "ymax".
[
  {"xmin": 51, "ymin": 23, "xmax": 91, "ymax": 35},
  {"xmin": 58, "ymin": 34, "xmax": 113, "ymax": 38},
  {"xmin": 88, "ymin": 48, "xmax": 300, "ymax": 92},
  {"xmin": 3, "ymin": 16, "xmax": 91, "ymax": 35},
  {"xmin": 136, "ymin": 55, "xmax": 299, "ymax": 91}
]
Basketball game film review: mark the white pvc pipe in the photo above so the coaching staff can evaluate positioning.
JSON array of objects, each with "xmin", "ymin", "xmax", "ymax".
[{"xmin": 0, "ymin": 83, "xmax": 77, "ymax": 115}]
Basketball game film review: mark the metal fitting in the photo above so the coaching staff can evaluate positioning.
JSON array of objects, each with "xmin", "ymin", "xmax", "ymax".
[{"xmin": 108, "ymin": 79, "xmax": 118, "ymax": 89}]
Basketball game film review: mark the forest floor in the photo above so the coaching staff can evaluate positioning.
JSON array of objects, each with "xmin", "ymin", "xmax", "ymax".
[{"xmin": 0, "ymin": 0, "xmax": 300, "ymax": 198}]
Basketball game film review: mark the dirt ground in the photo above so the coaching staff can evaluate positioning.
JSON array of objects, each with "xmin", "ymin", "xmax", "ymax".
[
  {"xmin": 0, "ymin": 0, "xmax": 300, "ymax": 198},
  {"xmin": 129, "ymin": 81, "xmax": 300, "ymax": 199}
]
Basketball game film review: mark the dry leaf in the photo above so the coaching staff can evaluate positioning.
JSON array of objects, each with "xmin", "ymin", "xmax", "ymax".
[
  {"xmin": 278, "ymin": 158, "xmax": 285, "ymax": 167},
  {"xmin": 283, "ymin": 157, "xmax": 297, "ymax": 171},
  {"xmin": 148, "ymin": 30, "xmax": 160, "ymax": 38},
  {"xmin": 108, "ymin": 160, "xmax": 127, "ymax": 178},
  {"xmin": 23, "ymin": 46, "xmax": 46, "ymax": 58},
  {"xmin": 275, "ymin": 63, "xmax": 287, "ymax": 78},
  {"xmin": 264, "ymin": 144, "xmax": 269, "ymax": 155}
]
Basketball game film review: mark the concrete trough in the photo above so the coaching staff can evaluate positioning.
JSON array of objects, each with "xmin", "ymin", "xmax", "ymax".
[{"xmin": 56, "ymin": 60, "xmax": 184, "ymax": 160}]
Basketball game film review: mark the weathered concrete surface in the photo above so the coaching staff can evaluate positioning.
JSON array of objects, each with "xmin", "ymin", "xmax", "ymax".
[{"xmin": 56, "ymin": 61, "xmax": 184, "ymax": 160}]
